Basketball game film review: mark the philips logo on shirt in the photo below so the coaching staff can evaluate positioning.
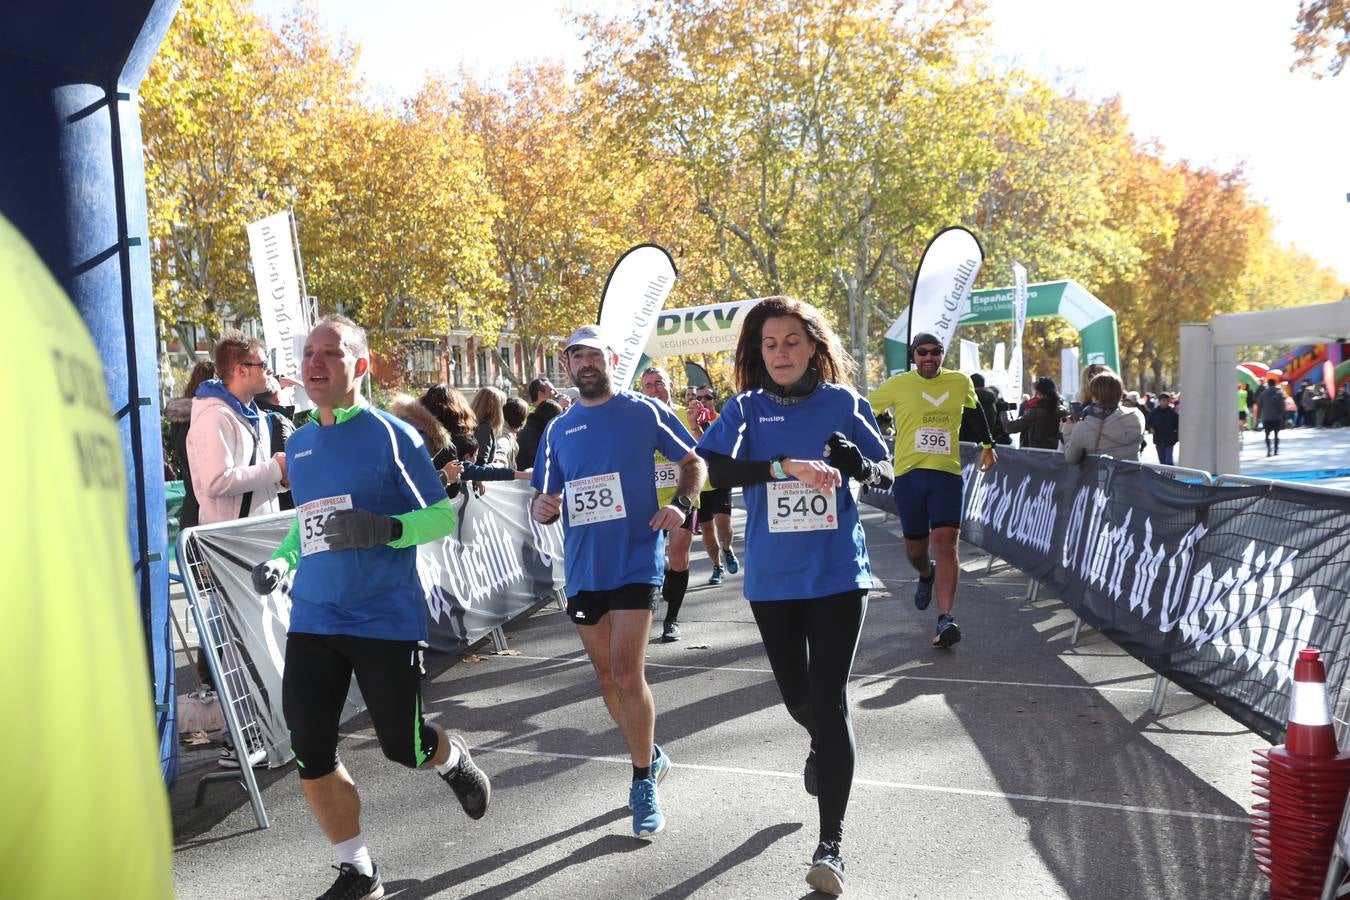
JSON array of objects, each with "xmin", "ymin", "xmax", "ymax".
[
  {"xmin": 565, "ymin": 424, "xmax": 588, "ymax": 435},
  {"xmin": 758, "ymin": 416, "xmax": 786, "ymax": 423},
  {"xmin": 294, "ymin": 449, "xmax": 314, "ymax": 460}
]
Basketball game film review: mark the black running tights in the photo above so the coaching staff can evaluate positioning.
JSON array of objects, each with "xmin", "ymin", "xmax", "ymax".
[{"xmin": 750, "ymin": 590, "xmax": 867, "ymax": 844}]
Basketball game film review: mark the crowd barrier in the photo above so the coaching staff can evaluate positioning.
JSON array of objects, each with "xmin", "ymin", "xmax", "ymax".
[
  {"xmin": 863, "ymin": 444, "xmax": 1350, "ymax": 747},
  {"xmin": 176, "ymin": 480, "xmax": 565, "ymax": 828}
]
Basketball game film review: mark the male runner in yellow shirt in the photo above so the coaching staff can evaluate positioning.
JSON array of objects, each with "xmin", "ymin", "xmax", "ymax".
[{"xmin": 869, "ymin": 332, "xmax": 996, "ymax": 647}]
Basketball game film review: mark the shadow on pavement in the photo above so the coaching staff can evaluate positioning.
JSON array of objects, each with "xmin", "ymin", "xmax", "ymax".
[
  {"xmin": 855, "ymin": 535, "xmax": 1262, "ymax": 900},
  {"xmin": 650, "ymin": 821, "xmax": 803, "ymax": 900},
  {"xmin": 386, "ymin": 808, "xmax": 633, "ymax": 899}
]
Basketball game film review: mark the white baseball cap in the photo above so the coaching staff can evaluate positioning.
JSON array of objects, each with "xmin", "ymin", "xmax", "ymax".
[{"xmin": 564, "ymin": 324, "xmax": 612, "ymax": 352}]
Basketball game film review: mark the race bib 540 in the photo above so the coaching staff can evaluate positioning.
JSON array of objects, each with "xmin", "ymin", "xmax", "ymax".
[{"xmin": 766, "ymin": 481, "xmax": 837, "ymax": 533}]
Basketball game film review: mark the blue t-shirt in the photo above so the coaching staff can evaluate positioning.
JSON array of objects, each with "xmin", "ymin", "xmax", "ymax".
[
  {"xmin": 287, "ymin": 407, "xmax": 445, "ymax": 640},
  {"xmin": 531, "ymin": 391, "xmax": 697, "ymax": 596},
  {"xmin": 698, "ymin": 383, "xmax": 889, "ymax": 601}
]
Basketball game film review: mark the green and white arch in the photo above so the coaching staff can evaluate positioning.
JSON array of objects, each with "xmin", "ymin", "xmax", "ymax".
[{"xmin": 883, "ymin": 279, "xmax": 1119, "ymax": 375}]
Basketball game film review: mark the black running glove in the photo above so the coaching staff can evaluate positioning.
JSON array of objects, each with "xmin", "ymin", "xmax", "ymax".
[
  {"xmin": 825, "ymin": 432, "xmax": 893, "ymax": 490},
  {"xmin": 324, "ymin": 508, "xmax": 399, "ymax": 551},
  {"xmin": 250, "ymin": 559, "xmax": 287, "ymax": 594}
]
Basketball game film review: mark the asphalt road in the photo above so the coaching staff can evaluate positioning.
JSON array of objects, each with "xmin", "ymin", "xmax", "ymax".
[{"xmin": 171, "ymin": 504, "xmax": 1265, "ymax": 899}]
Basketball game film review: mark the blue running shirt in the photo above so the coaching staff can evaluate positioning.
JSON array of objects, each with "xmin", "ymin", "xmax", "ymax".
[
  {"xmin": 286, "ymin": 407, "xmax": 446, "ymax": 640},
  {"xmin": 532, "ymin": 391, "xmax": 697, "ymax": 596},
  {"xmin": 698, "ymin": 384, "xmax": 889, "ymax": 601}
]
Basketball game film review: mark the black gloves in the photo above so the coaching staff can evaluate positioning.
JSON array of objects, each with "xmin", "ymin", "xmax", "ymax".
[
  {"xmin": 325, "ymin": 508, "xmax": 398, "ymax": 551},
  {"xmin": 825, "ymin": 432, "xmax": 893, "ymax": 490},
  {"xmin": 251, "ymin": 559, "xmax": 288, "ymax": 594}
]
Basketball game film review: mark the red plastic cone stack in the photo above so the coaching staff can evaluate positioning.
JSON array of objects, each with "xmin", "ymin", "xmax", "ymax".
[{"xmin": 1252, "ymin": 648, "xmax": 1350, "ymax": 899}]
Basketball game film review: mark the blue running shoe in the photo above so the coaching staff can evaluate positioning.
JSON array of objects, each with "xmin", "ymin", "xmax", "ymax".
[
  {"xmin": 914, "ymin": 559, "xmax": 935, "ymax": 610},
  {"xmin": 707, "ymin": 566, "xmax": 724, "ymax": 586},
  {"xmin": 933, "ymin": 613, "xmax": 961, "ymax": 648},
  {"xmin": 629, "ymin": 745, "xmax": 671, "ymax": 808},
  {"xmin": 723, "ymin": 548, "xmax": 740, "ymax": 575},
  {"xmin": 651, "ymin": 743, "xmax": 671, "ymax": 786},
  {"xmin": 629, "ymin": 777, "xmax": 665, "ymax": 839}
]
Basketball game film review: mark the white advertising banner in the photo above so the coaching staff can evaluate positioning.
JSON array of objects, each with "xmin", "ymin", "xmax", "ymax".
[
  {"xmin": 1008, "ymin": 261, "xmax": 1028, "ymax": 400},
  {"xmin": 959, "ymin": 339, "xmax": 981, "ymax": 374},
  {"xmin": 1061, "ymin": 347, "xmax": 1081, "ymax": 399},
  {"xmin": 596, "ymin": 244, "xmax": 678, "ymax": 390},
  {"xmin": 246, "ymin": 211, "xmax": 312, "ymax": 411},
  {"xmin": 906, "ymin": 227, "xmax": 984, "ymax": 361},
  {"xmin": 642, "ymin": 297, "xmax": 766, "ymax": 359}
]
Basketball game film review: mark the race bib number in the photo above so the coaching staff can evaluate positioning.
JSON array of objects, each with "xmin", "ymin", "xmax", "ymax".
[
  {"xmin": 767, "ymin": 481, "xmax": 837, "ymax": 533},
  {"xmin": 566, "ymin": 472, "xmax": 626, "ymax": 527},
  {"xmin": 298, "ymin": 494, "xmax": 353, "ymax": 557},
  {"xmin": 915, "ymin": 427, "xmax": 952, "ymax": 455},
  {"xmin": 653, "ymin": 462, "xmax": 679, "ymax": 491}
]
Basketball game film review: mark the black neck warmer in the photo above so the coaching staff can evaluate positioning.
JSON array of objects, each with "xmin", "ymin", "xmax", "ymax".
[{"xmin": 762, "ymin": 368, "xmax": 820, "ymax": 405}]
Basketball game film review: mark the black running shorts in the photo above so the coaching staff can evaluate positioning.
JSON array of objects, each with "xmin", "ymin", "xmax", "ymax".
[
  {"xmin": 698, "ymin": 487, "xmax": 732, "ymax": 523},
  {"xmin": 565, "ymin": 583, "xmax": 660, "ymax": 627},
  {"xmin": 282, "ymin": 632, "xmax": 440, "ymax": 779}
]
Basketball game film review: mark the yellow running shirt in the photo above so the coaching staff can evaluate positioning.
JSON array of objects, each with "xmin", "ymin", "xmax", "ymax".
[
  {"xmin": 868, "ymin": 368, "xmax": 978, "ymax": 477},
  {"xmin": 0, "ymin": 215, "xmax": 174, "ymax": 898}
]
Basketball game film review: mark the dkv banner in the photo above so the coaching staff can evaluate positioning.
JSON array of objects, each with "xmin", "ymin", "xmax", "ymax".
[{"xmin": 597, "ymin": 244, "xmax": 678, "ymax": 389}]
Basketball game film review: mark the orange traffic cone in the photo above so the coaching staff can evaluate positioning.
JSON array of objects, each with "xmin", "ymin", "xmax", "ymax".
[{"xmin": 1287, "ymin": 648, "xmax": 1338, "ymax": 758}]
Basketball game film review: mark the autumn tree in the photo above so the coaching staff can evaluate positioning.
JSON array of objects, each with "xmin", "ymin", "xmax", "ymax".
[
  {"xmin": 459, "ymin": 64, "xmax": 654, "ymax": 382},
  {"xmin": 1293, "ymin": 0, "xmax": 1349, "ymax": 78},
  {"xmin": 580, "ymin": 0, "xmax": 989, "ymax": 388},
  {"xmin": 302, "ymin": 78, "xmax": 502, "ymax": 355},
  {"xmin": 142, "ymin": 0, "xmax": 364, "ymax": 350}
]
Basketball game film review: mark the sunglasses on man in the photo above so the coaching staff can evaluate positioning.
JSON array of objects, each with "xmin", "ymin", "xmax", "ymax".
[
  {"xmin": 240, "ymin": 361, "xmax": 274, "ymax": 375},
  {"xmin": 913, "ymin": 347, "xmax": 942, "ymax": 358}
]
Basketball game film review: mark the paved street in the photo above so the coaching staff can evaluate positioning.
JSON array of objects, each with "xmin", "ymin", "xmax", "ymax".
[{"xmin": 171, "ymin": 504, "xmax": 1265, "ymax": 899}]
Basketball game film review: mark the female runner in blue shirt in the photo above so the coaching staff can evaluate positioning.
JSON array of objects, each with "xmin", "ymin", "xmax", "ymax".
[{"xmin": 697, "ymin": 296, "xmax": 892, "ymax": 896}]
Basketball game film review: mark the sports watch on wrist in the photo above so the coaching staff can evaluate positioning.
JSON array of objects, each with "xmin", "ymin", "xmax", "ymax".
[
  {"xmin": 770, "ymin": 454, "xmax": 790, "ymax": 480},
  {"xmin": 672, "ymin": 493, "xmax": 693, "ymax": 513}
]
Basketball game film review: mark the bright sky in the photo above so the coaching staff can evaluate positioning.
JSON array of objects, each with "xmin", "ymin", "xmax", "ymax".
[{"xmin": 252, "ymin": 0, "xmax": 1350, "ymax": 285}]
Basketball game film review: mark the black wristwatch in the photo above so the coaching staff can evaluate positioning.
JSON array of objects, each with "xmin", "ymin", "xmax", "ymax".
[{"xmin": 672, "ymin": 493, "xmax": 693, "ymax": 513}]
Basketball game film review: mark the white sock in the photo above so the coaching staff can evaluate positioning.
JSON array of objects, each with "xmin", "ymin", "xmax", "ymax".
[
  {"xmin": 334, "ymin": 833, "xmax": 373, "ymax": 877},
  {"xmin": 433, "ymin": 738, "xmax": 463, "ymax": 775}
]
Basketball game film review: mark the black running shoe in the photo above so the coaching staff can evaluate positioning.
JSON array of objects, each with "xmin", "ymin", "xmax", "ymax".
[
  {"xmin": 933, "ymin": 613, "xmax": 961, "ymax": 648},
  {"xmin": 914, "ymin": 559, "xmax": 935, "ymax": 610},
  {"xmin": 318, "ymin": 862, "xmax": 383, "ymax": 900},
  {"xmin": 806, "ymin": 841, "xmax": 845, "ymax": 896},
  {"xmin": 440, "ymin": 735, "xmax": 491, "ymax": 819},
  {"xmin": 804, "ymin": 748, "xmax": 818, "ymax": 797},
  {"xmin": 661, "ymin": 620, "xmax": 681, "ymax": 642}
]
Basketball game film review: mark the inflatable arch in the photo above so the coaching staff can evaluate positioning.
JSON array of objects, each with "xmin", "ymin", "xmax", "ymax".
[
  {"xmin": 883, "ymin": 279, "xmax": 1120, "ymax": 376},
  {"xmin": 1, "ymin": 2, "xmax": 181, "ymax": 780}
]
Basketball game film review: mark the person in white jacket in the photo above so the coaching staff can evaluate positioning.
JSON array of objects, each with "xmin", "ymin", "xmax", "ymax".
[
  {"xmin": 186, "ymin": 331, "xmax": 288, "ymax": 526},
  {"xmin": 1063, "ymin": 371, "xmax": 1143, "ymax": 463}
]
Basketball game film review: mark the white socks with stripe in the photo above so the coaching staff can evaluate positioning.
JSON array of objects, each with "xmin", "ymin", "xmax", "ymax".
[{"xmin": 334, "ymin": 833, "xmax": 373, "ymax": 877}]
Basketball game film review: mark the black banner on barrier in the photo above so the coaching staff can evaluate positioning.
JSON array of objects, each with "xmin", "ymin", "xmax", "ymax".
[
  {"xmin": 187, "ymin": 481, "xmax": 565, "ymax": 763},
  {"xmin": 865, "ymin": 446, "xmax": 1350, "ymax": 743}
]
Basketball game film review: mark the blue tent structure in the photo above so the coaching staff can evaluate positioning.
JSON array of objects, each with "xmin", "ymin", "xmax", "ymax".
[{"xmin": 1, "ymin": 2, "xmax": 183, "ymax": 782}]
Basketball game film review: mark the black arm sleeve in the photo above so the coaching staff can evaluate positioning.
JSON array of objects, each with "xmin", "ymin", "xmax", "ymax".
[
  {"xmin": 961, "ymin": 405, "xmax": 994, "ymax": 445},
  {"xmin": 698, "ymin": 449, "xmax": 774, "ymax": 488}
]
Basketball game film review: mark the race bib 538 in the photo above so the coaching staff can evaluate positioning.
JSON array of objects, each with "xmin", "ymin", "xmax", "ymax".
[{"xmin": 566, "ymin": 472, "xmax": 626, "ymax": 527}]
